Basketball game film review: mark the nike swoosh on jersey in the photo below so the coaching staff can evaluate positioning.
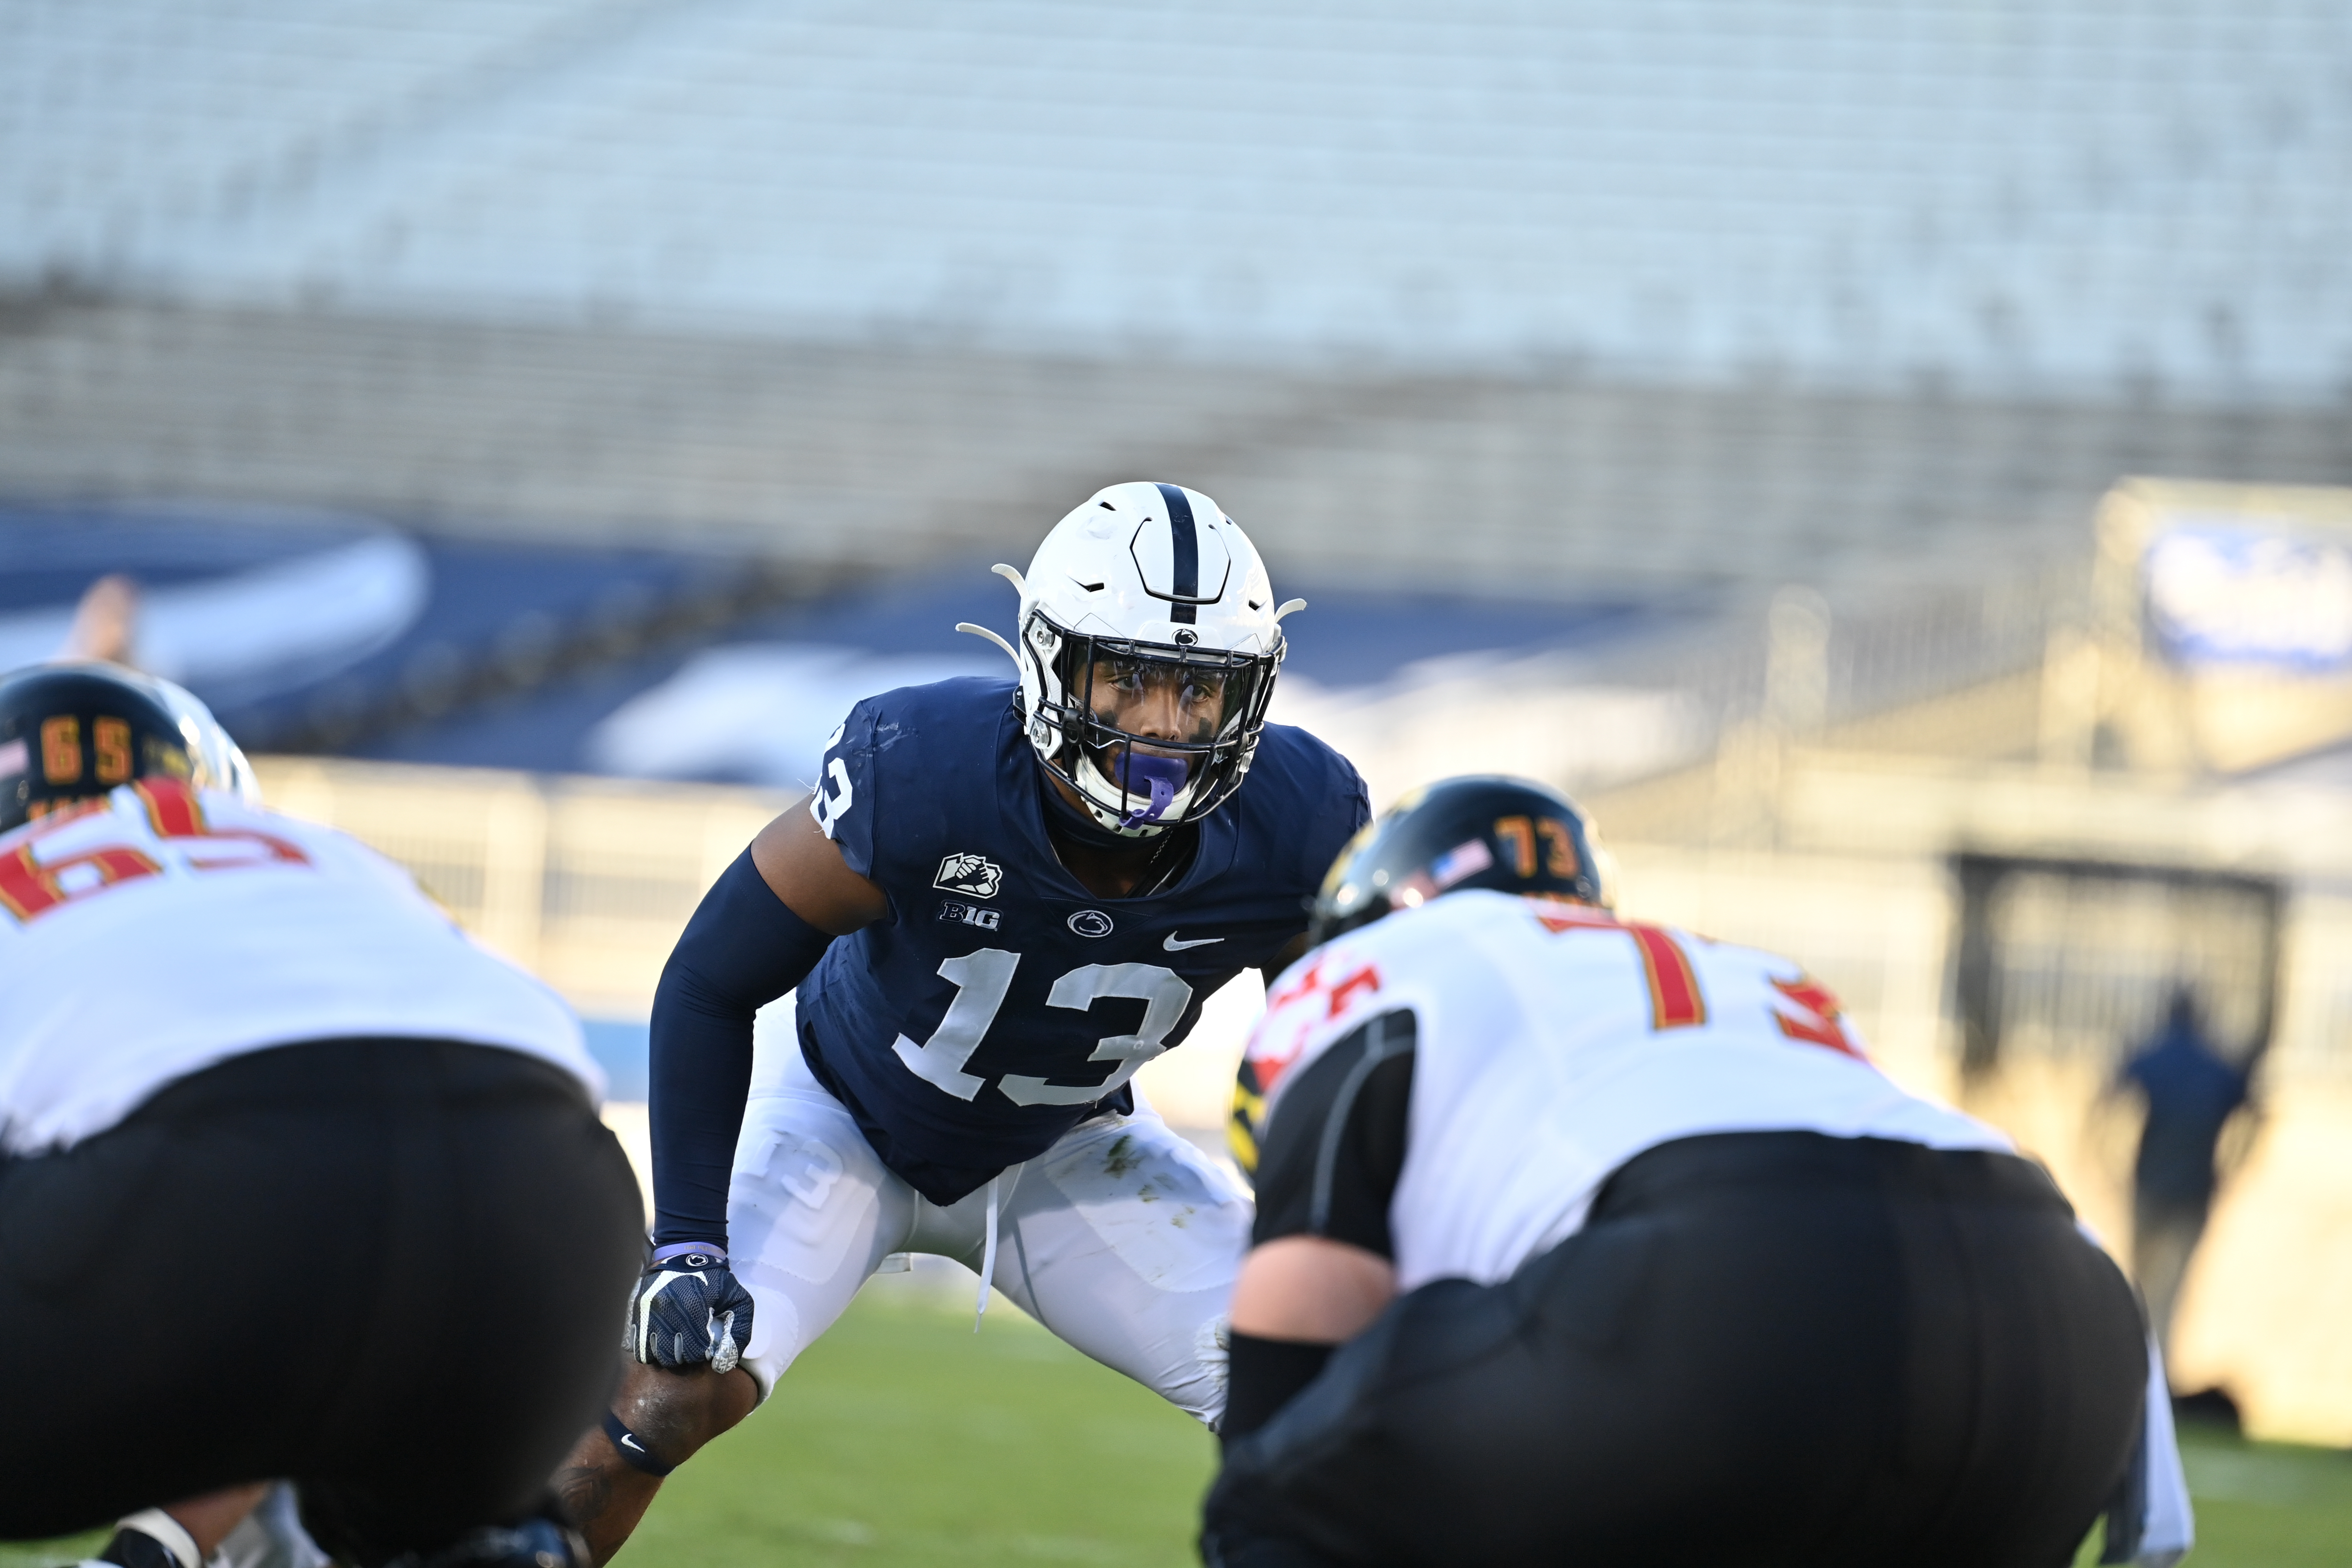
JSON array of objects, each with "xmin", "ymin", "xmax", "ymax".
[{"xmin": 1163, "ymin": 932, "xmax": 1224, "ymax": 950}]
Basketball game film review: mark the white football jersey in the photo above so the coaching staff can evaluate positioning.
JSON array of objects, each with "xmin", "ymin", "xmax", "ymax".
[
  {"xmin": 1242, "ymin": 889, "xmax": 2010, "ymax": 1294},
  {"xmin": 0, "ymin": 779, "xmax": 599, "ymax": 1155}
]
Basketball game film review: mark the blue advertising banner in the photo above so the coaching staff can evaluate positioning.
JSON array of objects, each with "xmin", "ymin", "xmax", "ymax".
[{"xmin": 2145, "ymin": 523, "xmax": 2352, "ymax": 673}]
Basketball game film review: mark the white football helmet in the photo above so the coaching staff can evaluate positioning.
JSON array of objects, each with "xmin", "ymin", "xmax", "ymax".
[{"xmin": 959, "ymin": 481, "xmax": 1303, "ymax": 836}]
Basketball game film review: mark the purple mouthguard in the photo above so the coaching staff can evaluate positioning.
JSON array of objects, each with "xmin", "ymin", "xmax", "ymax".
[{"xmin": 1113, "ymin": 752, "xmax": 1189, "ymax": 829}]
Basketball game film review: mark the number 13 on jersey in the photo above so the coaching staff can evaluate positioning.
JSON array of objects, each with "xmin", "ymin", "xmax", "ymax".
[{"xmin": 891, "ymin": 948, "xmax": 1195, "ymax": 1106}]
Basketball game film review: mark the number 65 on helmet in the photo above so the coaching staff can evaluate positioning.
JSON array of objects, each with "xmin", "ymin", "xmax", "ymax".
[{"xmin": 0, "ymin": 661, "xmax": 259, "ymax": 834}]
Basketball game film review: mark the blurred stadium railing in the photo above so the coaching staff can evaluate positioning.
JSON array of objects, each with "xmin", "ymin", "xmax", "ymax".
[
  {"xmin": 1951, "ymin": 856, "xmax": 2283, "ymax": 1077},
  {"xmin": 255, "ymin": 755, "xmax": 781, "ymax": 1023}
]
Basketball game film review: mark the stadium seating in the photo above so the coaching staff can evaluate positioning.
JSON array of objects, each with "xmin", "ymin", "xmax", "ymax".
[
  {"xmin": 3, "ymin": 0, "xmax": 2347, "ymax": 403},
  {"xmin": 1, "ymin": 301, "xmax": 2346, "ymax": 607}
]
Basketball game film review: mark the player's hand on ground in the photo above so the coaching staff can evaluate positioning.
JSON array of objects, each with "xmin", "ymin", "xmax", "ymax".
[{"xmin": 627, "ymin": 1244, "xmax": 755, "ymax": 1373}]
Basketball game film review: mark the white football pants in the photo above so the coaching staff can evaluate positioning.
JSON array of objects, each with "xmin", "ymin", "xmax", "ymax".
[{"xmin": 726, "ymin": 998, "xmax": 1253, "ymax": 1428}]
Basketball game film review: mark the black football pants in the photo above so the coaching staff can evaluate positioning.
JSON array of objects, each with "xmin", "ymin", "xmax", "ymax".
[
  {"xmin": 1204, "ymin": 1131, "xmax": 2148, "ymax": 1568},
  {"xmin": 0, "ymin": 1039, "xmax": 644, "ymax": 1564}
]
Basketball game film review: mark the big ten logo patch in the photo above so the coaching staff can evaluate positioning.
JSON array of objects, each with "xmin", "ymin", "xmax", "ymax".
[
  {"xmin": 934, "ymin": 852, "xmax": 1003, "ymax": 898},
  {"xmin": 938, "ymin": 899, "xmax": 1001, "ymax": 931},
  {"xmin": 734, "ymin": 1125, "xmax": 862, "ymax": 1284}
]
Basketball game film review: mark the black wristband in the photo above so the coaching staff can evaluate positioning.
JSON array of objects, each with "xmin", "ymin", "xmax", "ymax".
[
  {"xmin": 1221, "ymin": 1332, "xmax": 1336, "ymax": 1447},
  {"xmin": 602, "ymin": 1409, "xmax": 677, "ymax": 1477}
]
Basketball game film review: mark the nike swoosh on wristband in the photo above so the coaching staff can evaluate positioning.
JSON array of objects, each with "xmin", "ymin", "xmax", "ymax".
[
  {"xmin": 621, "ymin": 1434, "xmax": 647, "ymax": 1451},
  {"xmin": 1164, "ymin": 932, "xmax": 1224, "ymax": 950}
]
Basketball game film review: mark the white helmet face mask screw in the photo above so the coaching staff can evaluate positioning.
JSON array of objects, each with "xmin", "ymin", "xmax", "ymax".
[{"xmin": 958, "ymin": 481, "xmax": 1297, "ymax": 837}]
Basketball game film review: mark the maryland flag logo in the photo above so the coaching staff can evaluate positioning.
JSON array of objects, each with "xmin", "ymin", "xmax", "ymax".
[{"xmin": 1227, "ymin": 954, "xmax": 1384, "ymax": 1182}]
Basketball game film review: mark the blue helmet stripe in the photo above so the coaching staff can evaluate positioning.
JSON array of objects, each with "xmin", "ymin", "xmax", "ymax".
[{"xmin": 1154, "ymin": 482, "xmax": 1200, "ymax": 624}]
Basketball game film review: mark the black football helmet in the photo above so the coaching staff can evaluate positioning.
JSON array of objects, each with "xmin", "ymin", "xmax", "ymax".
[
  {"xmin": 0, "ymin": 661, "xmax": 254, "ymax": 834},
  {"xmin": 1306, "ymin": 774, "xmax": 1615, "ymax": 949}
]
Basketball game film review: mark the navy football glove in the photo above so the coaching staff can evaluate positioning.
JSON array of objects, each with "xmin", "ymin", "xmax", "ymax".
[{"xmin": 627, "ymin": 1242, "xmax": 755, "ymax": 1373}]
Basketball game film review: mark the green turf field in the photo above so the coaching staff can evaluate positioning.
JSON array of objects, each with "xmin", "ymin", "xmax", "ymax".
[
  {"xmin": 8, "ymin": 1285, "xmax": 2350, "ymax": 1568},
  {"xmin": 625, "ymin": 1285, "xmax": 1212, "ymax": 1568}
]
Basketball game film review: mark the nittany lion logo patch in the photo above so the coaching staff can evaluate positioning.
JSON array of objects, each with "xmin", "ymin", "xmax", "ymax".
[{"xmin": 934, "ymin": 852, "xmax": 1003, "ymax": 899}]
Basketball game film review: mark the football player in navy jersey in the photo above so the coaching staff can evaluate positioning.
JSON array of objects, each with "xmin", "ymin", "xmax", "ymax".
[{"xmin": 552, "ymin": 483, "xmax": 1370, "ymax": 1559}]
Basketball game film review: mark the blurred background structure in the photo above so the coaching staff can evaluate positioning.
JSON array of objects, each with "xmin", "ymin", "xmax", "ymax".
[{"xmin": 7, "ymin": 0, "xmax": 2352, "ymax": 1442}]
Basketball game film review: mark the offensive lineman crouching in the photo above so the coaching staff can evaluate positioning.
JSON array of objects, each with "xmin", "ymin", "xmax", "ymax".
[
  {"xmin": 0, "ymin": 665, "xmax": 643, "ymax": 1568},
  {"xmin": 1207, "ymin": 777, "xmax": 2192, "ymax": 1568}
]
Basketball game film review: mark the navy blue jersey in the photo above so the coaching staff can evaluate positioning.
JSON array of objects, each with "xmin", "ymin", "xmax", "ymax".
[{"xmin": 796, "ymin": 677, "xmax": 1368, "ymax": 1201}]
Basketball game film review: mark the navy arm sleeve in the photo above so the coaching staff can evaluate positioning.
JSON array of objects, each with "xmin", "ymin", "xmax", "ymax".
[{"xmin": 649, "ymin": 847, "xmax": 836, "ymax": 1247}]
